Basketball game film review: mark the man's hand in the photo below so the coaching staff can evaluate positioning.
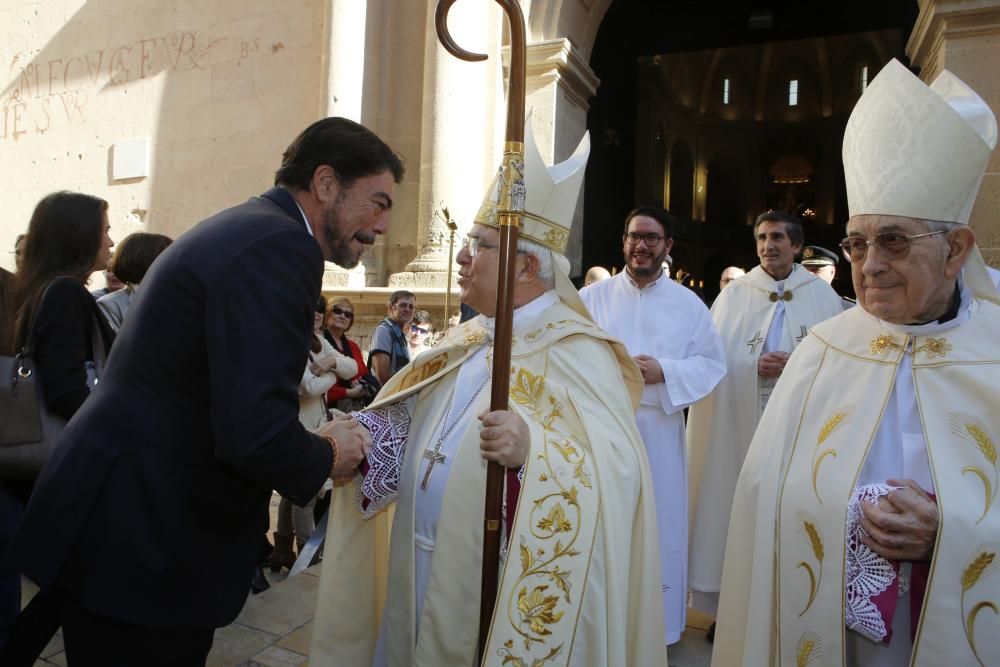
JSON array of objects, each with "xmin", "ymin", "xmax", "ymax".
[
  {"xmin": 318, "ymin": 417, "xmax": 372, "ymax": 479},
  {"xmin": 757, "ymin": 351, "xmax": 790, "ymax": 379},
  {"xmin": 633, "ymin": 354, "xmax": 665, "ymax": 385},
  {"xmin": 860, "ymin": 478, "xmax": 938, "ymax": 562},
  {"xmin": 478, "ymin": 410, "xmax": 530, "ymax": 468},
  {"xmin": 345, "ymin": 384, "xmax": 365, "ymax": 399}
]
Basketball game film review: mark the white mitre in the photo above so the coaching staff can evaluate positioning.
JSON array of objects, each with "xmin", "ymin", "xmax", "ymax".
[
  {"xmin": 475, "ymin": 120, "xmax": 593, "ymax": 317},
  {"xmin": 843, "ymin": 58, "xmax": 999, "ymax": 302}
]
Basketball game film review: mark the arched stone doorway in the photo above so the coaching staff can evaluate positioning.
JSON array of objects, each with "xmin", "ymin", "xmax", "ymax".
[{"xmin": 565, "ymin": 0, "xmax": 917, "ymax": 294}]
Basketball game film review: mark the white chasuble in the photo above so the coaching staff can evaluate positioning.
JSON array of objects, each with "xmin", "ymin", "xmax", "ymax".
[
  {"xmin": 580, "ymin": 270, "xmax": 725, "ymax": 644},
  {"xmin": 687, "ymin": 264, "xmax": 842, "ymax": 611},
  {"xmin": 712, "ymin": 296, "xmax": 1000, "ymax": 667},
  {"xmin": 311, "ymin": 293, "xmax": 667, "ymax": 667}
]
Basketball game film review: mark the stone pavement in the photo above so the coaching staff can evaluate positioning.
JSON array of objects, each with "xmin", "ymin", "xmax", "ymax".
[
  {"xmin": 26, "ymin": 566, "xmax": 714, "ymax": 666},
  {"xmin": 24, "ymin": 490, "xmax": 714, "ymax": 665}
]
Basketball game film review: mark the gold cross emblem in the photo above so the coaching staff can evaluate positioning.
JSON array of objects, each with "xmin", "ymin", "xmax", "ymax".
[
  {"xmin": 747, "ymin": 330, "xmax": 764, "ymax": 355},
  {"xmin": 796, "ymin": 325, "xmax": 808, "ymax": 344}
]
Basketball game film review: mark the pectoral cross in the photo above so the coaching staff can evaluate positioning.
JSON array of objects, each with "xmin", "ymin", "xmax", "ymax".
[
  {"xmin": 746, "ymin": 330, "xmax": 764, "ymax": 355},
  {"xmin": 420, "ymin": 448, "xmax": 447, "ymax": 490},
  {"xmin": 795, "ymin": 325, "xmax": 808, "ymax": 344}
]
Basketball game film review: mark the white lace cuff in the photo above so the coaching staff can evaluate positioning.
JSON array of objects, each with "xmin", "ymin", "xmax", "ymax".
[{"xmin": 351, "ymin": 402, "xmax": 411, "ymax": 519}]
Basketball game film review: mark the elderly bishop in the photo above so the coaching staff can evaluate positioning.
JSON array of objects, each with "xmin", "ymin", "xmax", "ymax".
[
  {"xmin": 714, "ymin": 60, "xmax": 1000, "ymax": 666},
  {"xmin": 311, "ymin": 126, "xmax": 665, "ymax": 666}
]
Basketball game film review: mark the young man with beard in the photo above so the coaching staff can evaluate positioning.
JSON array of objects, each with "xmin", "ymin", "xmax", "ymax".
[
  {"xmin": 580, "ymin": 206, "xmax": 726, "ymax": 645},
  {"xmin": 2, "ymin": 117, "xmax": 403, "ymax": 663},
  {"xmin": 686, "ymin": 210, "xmax": 842, "ymax": 636}
]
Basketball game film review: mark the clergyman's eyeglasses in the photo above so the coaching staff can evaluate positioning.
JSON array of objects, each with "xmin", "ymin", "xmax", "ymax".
[
  {"xmin": 839, "ymin": 230, "xmax": 947, "ymax": 262},
  {"xmin": 624, "ymin": 232, "xmax": 664, "ymax": 247}
]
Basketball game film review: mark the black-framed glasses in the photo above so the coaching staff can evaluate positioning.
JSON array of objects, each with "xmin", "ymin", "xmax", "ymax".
[
  {"xmin": 839, "ymin": 230, "xmax": 947, "ymax": 262},
  {"xmin": 624, "ymin": 232, "xmax": 664, "ymax": 247},
  {"xmin": 331, "ymin": 306, "xmax": 354, "ymax": 320}
]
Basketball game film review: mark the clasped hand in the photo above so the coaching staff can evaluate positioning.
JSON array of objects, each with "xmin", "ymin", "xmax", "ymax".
[
  {"xmin": 632, "ymin": 354, "xmax": 664, "ymax": 385},
  {"xmin": 860, "ymin": 478, "xmax": 938, "ymax": 562},
  {"xmin": 317, "ymin": 414, "xmax": 372, "ymax": 480},
  {"xmin": 478, "ymin": 410, "xmax": 529, "ymax": 469},
  {"xmin": 757, "ymin": 351, "xmax": 790, "ymax": 379}
]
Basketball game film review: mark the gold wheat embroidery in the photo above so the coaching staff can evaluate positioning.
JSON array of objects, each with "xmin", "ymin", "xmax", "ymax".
[
  {"xmin": 961, "ymin": 546, "xmax": 1000, "ymax": 667},
  {"xmin": 796, "ymin": 632, "xmax": 822, "ymax": 667},
  {"xmin": 810, "ymin": 405, "xmax": 857, "ymax": 503},
  {"xmin": 796, "ymin": 512, "xmax": 825, "ymax": 617},
  {"xmin": 952, "ymin": 413, "xmax": 998, "ymax": 524}
]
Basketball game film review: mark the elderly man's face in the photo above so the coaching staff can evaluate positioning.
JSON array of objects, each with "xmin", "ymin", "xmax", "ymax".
[
  {"xmin": 456, "ymin": 223, "xmax": 524, "ymax": 317},
  {"xmin": 846, "ymin": 215, "xmax": 969, "ymax": 324}
]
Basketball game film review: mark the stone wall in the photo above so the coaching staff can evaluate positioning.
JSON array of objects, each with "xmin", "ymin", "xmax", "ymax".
[{"xmin": 1, "ymin": 0, "xmax": 324, "ymax": 275}]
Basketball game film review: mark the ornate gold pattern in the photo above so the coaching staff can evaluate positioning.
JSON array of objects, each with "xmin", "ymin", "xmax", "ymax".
[
  {"xmin": 795, "ymin": 632, "xmax": 822, "ymax": 667},
  {"xmin": 913, "ymin": 337, "xmax": 952, "ymax": 358},
  {"xmin": 952, "ymin": 413, "xmax": 998, "ymax": 524},
  {"xmin": 868, "ymin": 334, "xmax": 952, "ymax": 359},
  {"xmin": 504, "ymin": 366, "xmax": 595, "ymax": 651},
  {"xmin": 960, "ymin": 545, "xmax": 1000, "ymax": 667},
  {"xmin": 464, "ymin": 331, "xmax": 489, "ymax": 347},
  {"xmin": 498, "ymin": 640, "xmax": 562, "ymax": 666},
  {"xmin": 498, "ymin": 151, "xmax": 526, "ymax": 215},
  {"xmin": 870, "ymin": 334, "xmax": 902, "ymax": 356},
  {"xmin": 397, "ymin": 357, "xmax": 447, "ymax": 392},
  {"xmin": 810, "ymin": 405, "xmax": 857, "ymax": 503},
  {"xmin": 796, "ymin": 512, "xmax": 824, "ymax": 617},
  {"xmin": 523, "ymin": 320, "xmax": 586, "ymax": 344}
]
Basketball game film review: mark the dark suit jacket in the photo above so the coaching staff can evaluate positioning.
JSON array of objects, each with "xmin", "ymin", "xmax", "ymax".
[{"xmin": 6, "ymin": 188, "xmax": 333, "ymax": 629}]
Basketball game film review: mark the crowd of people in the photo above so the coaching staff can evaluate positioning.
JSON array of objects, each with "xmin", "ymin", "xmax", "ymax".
[{"xmin": 0, "ymin": 61, "xmax": 998, "ymax": 667}]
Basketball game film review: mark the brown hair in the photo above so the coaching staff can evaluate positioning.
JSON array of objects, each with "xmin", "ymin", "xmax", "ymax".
[
  {"xmin": 11, "ymin": 191, "xmax": 108, "ymax": 352},
  {"xmin": 110, "ymin": 232, "xmax": 173, "ymax": 285}
]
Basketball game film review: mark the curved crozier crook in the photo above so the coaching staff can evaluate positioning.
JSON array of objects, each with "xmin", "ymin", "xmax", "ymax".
[{"xmin": 434, "ymin": 0, "xmax": 488, "ymax": 62}]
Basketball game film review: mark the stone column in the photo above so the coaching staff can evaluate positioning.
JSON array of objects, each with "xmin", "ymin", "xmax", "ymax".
[
  {"xmin": 907, "ymin": 0, "xmax": 1000, "ymax": 266},
  {"xmin": 318, "ymin": 0, "xmax": 368, "ymax": 289},
  {"xmin": 519, "ymin": 38, "xmax": 600, "ymax": 277},
  {"xmin": 388, "ymin": 0, "xmax": 502, "ymax": 288}
]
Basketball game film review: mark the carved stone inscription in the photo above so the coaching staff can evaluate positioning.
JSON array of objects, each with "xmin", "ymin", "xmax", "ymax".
[{"xmin": 2, "ymin": 30, "xmax": 224, "ymax": 141}]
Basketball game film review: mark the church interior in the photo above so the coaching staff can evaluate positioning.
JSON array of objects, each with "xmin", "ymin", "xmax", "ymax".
[{"xmin": 583, "ymin": 0, "xmax": 918, "ymax": 302}]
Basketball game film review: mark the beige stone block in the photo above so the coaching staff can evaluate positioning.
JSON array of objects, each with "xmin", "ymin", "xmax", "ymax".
[
  {"xmin": 234, "ymin": 570, "xmax": 318, "ymax": 637},
  {"xmin": 210, "ymin": 60, "xmax": 257, "ymax": 101},
  {"xmin": 251, "ymin": 645, "xmax": 309, "ymax": 666},
  {"xmin": 276, "ymin": 621, "xmax": 313, "ymax": 655},
  {"xmin": 208, "ymin": 623, "xmax": 280, "ymax": 667}
]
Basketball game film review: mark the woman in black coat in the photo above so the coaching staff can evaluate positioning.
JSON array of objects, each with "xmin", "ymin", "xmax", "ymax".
[{"xmin": 1, "ymin": 191, "xmax": 115, "ymax": 654}]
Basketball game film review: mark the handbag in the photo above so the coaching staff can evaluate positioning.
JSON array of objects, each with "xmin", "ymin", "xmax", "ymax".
[{"xmin": 0, "ymin": 280, "xmax": 106, "ymax": 479}]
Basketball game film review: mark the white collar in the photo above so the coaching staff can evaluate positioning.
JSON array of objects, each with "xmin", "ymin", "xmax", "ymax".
[
  {"xmin": 476, "ymin": 290, "xmax": 560, "ymax": 336},
  {"xmin": 293, "ymin": 199, "xmax": 314, "ymax": 238},
  {"xmin": 623, "ymin": 266, "xmax": 664, "ymax": 290}
]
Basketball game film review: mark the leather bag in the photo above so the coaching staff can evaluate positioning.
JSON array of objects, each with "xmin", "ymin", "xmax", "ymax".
[{"xmin": 0, "ymin": 281, "xmax": 104, "ymax": 478}]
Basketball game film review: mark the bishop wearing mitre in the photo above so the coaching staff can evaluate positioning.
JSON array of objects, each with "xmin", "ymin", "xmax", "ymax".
[
  {"xmin": 310, "ymin": 125, "xmax": 665, "ymax": 666},
  {"xmin": 714, "ymin": 59, "xmax": 1000, "ymax": 666}
]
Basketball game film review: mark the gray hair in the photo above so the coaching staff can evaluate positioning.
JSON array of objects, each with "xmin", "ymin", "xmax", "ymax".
[
  {"xmin": 516, "ymin": 237, "xmax": 555, "ymax": 289},
  {"xmin": 923, "ymin": 219, "xmax": 962, "ymax": 234}
]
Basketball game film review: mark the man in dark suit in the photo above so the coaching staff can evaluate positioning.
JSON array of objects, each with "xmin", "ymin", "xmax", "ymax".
[{"xmin": 2, "ymin": 117, "xmax": 404, "ymax": 663}]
